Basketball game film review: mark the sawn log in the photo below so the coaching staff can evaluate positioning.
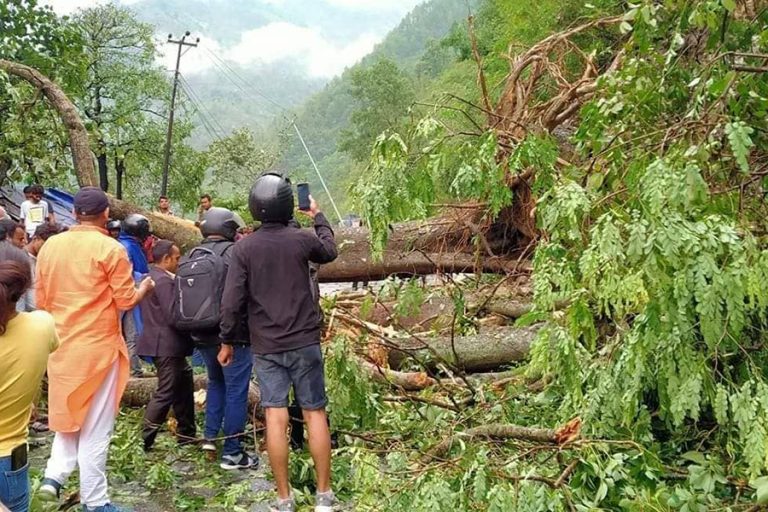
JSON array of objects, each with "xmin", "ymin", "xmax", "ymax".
[{"xmin": 388, "ymin": 325, "xmax": 540, "ymax": 372}]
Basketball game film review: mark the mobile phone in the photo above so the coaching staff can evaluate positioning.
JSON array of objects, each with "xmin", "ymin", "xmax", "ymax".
[
  {"xmin": 297, "ymin": 183, "xmax": 311, "ymax": 211},
  {"xmin": 11, "ymin": 443, "xmax": 27, "ymax": 470}
]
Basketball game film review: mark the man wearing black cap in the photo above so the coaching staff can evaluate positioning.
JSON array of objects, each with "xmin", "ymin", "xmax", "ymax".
[{"xmin": 35, "ymin": 187, "xmax": 155, "ymax": 512}]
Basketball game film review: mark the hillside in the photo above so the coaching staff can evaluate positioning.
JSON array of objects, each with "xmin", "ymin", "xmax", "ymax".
[
  {"xmin": 280, "ymin": 0, "xmax": 474, "ymax": 213},
  {"xmin": 280, "ymin": 0, "xmax": 603, "ymax": 214},
  {"xmin": 125, "ymin": 0, "xmax": 425, "ymax": 142}
]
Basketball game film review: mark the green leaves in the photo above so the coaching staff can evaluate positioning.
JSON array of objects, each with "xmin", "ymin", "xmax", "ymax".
[{"xmin": 725, "ymin": 121, "xmax": 755, "ymax": 174}]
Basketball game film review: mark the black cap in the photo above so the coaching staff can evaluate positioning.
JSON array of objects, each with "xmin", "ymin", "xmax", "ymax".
[{"xmin": 74, "ymin": 187, "xmax": 109, "ymax": 216}]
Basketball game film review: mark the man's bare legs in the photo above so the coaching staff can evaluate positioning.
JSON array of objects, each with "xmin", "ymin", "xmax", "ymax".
[
  {"xmin": 265, "ymin": 408, "xmax": 291, "ymax": 499},
  {"xmin": 303, "ymin": 408, "xmax": 331, "ymax": 493}
]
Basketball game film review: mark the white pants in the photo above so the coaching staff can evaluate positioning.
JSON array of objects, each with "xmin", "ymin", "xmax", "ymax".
[{"xmin": 45, "ymin": 361, "xmax": 119, "ymax": 508}]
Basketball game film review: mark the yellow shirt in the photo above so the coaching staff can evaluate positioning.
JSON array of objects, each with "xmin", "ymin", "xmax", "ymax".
[{"xmin": 0, "ymin": 311, "xmax": 59, "ymax": 456}]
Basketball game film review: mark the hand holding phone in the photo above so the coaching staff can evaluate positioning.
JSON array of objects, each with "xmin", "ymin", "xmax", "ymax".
[{"xmin": 297, "ymin": 183, "xmax": 311, "ymax": 211}]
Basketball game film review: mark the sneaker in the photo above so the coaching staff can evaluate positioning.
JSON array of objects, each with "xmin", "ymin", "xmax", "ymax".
[
  {"xmin": 315, "ymin": 491, "xmax": 336, "ymax": 512},
  {"xmin": 220, "ymin": 452, "xmax": 259, "ymax": 470},
  {"xmin": 269, "ymin": 497, "xmax": 296, "ymax": 512},
  {"xmin": 82, "ymin": 504, "xmax": 133, "ymax": 512},
  {"xmin": 38, "ymin": 478, "xmax": 61, "ymax": 502},
  {"xmin": 201, "ymin": 440, "xmax": 217, "ymax": 453}
]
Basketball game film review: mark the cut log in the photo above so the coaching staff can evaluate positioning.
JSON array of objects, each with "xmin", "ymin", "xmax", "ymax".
[
  {"xmin": 356, "ymin": 358, "xmax": 436, "ymax": 391},
  {"xmin": 122, "ymin": 375, "xmax": 261, "ymax": 410},
  {"xmin": 388, "ymin": 325, "xmax": 540, "ymax": 372}
]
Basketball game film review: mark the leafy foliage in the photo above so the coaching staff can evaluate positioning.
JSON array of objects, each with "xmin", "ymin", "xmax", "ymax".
[{"xmin": 528, "ymin": 0, "xmax": 768, "ymax": 487}]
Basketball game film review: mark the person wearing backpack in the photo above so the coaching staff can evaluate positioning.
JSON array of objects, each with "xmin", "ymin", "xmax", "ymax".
[
  {"xmin": 176, "ymin": 207, "xmax": 257, "ymax": 470},
  {"xmin": 219, "ymin": 173, "xmax": 338, "ymax": 512}
]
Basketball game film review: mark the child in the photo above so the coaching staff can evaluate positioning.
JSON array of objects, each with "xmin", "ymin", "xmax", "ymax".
[{"xmin": 20, "ymin": 185, "xmax": 54, "ymax": 241}]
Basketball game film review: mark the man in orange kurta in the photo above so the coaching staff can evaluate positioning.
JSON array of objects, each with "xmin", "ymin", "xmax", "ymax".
[{"xmin": 35, "ymin": 187, "xmax": 155, "ymax": 512}]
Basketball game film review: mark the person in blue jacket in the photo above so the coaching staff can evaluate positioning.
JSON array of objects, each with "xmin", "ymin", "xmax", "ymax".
[{"xmin": 118, "ymin": 214, "xmax": 151, "ymax": 377}]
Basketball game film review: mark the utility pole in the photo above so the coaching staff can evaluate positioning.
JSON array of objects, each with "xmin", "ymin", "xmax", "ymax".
[{"xmin": 161, "ymin": 31, "xmax": 198, "ymax": 197}]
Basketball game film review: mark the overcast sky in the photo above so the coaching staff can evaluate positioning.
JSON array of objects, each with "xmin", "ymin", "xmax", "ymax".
[{"xmin": 45, "ymin": 0, "xmax": 424, "ymax": 77}]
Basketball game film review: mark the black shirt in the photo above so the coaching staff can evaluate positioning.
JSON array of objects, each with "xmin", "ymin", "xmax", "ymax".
[{"xmin": 219, "ymin": 213, "xmax": 337, "ymax": 354}]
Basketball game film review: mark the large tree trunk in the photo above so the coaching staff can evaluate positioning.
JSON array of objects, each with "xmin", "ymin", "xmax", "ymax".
[
  {"xmin": 122, "ymin": 374, "xmax": 261, "ymax": 410},
  {"xmin": 318, "ymin": 212, "xmax": 529, "ymax": 283},
  {"xmin": 108, "ymin": 198, "xmax": 201, "ymax": 252},
  {"xmin": 0, "ymin": 59, "xmax": 97, "ymax": 187},
  {"xmin": 388, "ymin": 325, "xmax": 540, "ymax": 372},
  {"xmin": 0, "ymin": 59, "xmax": 530, "ymax": 278}
]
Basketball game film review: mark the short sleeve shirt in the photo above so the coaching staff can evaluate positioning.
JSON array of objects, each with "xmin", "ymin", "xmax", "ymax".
[
  {"xmin": 20, "ymin": 200, "xmax": 49, "ymax": 237},
  {"xmin": 0, "ymin": 311, "xmax": 59, "ymax": 455}
]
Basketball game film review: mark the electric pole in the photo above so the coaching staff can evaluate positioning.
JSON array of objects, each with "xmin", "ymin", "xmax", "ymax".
[{"xmin": 161, "ymin": 31, "xmax": 198, "ymax": 197}]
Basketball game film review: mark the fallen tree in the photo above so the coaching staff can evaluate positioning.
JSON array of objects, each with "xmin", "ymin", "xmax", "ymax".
[
  {"xmin": 122, "ymin": 375, "xmax": 261, "ymax": 409},
  {"xmin": 356, "ymin": 358, "xmax": 436, "ymax": 391},
  {"xmin": 386, "ymin": 325, "xmax": 540, "ymax": 372}
]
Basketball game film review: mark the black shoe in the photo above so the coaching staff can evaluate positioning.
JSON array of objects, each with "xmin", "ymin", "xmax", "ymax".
[{"xmin": 220, "ymin": 452, "xmax": 259, "ymax": 470}]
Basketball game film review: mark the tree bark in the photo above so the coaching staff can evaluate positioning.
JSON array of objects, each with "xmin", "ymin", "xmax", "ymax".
[
  {"xmin": 97, "ymin": 150, "xmax": 109, "ymax": 192},
  {"xmin": 0, "ymin": 59, "xmax": 97, "ymax": 187},
  {"xmin": 356, "ymin": 358, "xmax": 436, "ymax": 391},
  {"xmin": 388, "ymin": 325, "xmax": 540, "ymax": 372},
  {"xmin": 108, "ymin": 198, "xmax": 202, "ymax": 253},
  {"xmin": 122, "ymin": 374, "xmax": 261, "ymax": 410},
  {"xmin": 317, "ymin": 217, "xmax": 530, "ymax": 283},
  {"xmin": 426, "ymin": 423, "xmax": 558, "ymax": 460},
  {"xmin": 115, "ymin": 157, "xmax": 125, "ymax": 200}
]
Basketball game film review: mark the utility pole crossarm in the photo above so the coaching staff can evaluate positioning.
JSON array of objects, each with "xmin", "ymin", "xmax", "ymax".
[{"xmin": 161, "ymin": 31, "xmax": 199, "ymax": 197}]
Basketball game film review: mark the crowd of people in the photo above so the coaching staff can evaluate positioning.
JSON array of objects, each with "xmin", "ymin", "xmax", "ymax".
[{"xmin": 0, "ymin": 174, "xmax": 338, "ymax": 512}]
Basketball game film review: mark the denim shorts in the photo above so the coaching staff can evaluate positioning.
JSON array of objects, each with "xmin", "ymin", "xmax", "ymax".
[
  {"xmin": 253, "ymin": 344, "xmax": 328, "ymax": 410},
  {"xmin": 0, "ymin": 455, "xmax": 29, "ymax": 512}
]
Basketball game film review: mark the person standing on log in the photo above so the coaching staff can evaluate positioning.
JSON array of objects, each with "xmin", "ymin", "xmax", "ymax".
[
  {"xmin": 36, "ymin": 187, "xmax": 155, "ymax": 512},
  {"xmin": 0, "ymin": 255, "xmax": 59, "ymax": 512},
  {"xmin": 219, "ymin": 173, "xmax": 338, "ymax": 512},
  {"xmin": 184, "ymin": 207, "xmax": 257, "ymax": 470},
  {"xmin": 137, "ymin": 240, "xmax": 196, "ymax": 451},
  {"xmin": 118, "ymin": 214, "xmax": 151, "ymax": 377}
]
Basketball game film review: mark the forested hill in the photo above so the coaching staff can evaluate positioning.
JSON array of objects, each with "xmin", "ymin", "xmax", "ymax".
[
  {"xmin": 281, "ymin": 0, "xmax": 583, "ymax": 213},
  {"xmin": 124, "ymin": 0, "xmax": 428, "ymax": 138},
  {"xmin": 278, "ymin": 0, "xmax": 476, "ymax": 212}
]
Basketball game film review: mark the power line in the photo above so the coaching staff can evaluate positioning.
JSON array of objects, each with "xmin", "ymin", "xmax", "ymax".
[
  {"xmin": 204, "ymin": 47, "xmax": 288, "ymax": 113},
  {"xmin": 178, "ymin": 73, "xmax": 227, "ymax": 136},
  {"xmin": 177, "ymin": 77, "xmax": 226, "ymax": 141},
  {"xmin": 202, "ymin": 47, "xmax": 344, "ymax": 222}
]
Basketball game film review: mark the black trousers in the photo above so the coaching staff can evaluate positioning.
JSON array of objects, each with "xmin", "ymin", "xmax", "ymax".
[{"xmin": 142, "ymin": 356, "xmax": 196, "ymax": 448}]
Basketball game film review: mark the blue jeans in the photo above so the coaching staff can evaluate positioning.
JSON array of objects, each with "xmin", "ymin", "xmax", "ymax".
[
  {"xmin": 191, "ymin": 348, "xmax": 205, "ymax": 368},
  {"xmin": 198, "ymin": 345, "xmax": 253, "ymax": 456},
  {"xmin": 0, "ymin": 456, "xmax": 28, "ymax": 512}
]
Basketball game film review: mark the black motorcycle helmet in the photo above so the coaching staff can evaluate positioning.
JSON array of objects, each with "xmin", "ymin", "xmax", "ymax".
[
  {"xmin": 106, "ymin": 219, "xmax": 121, "ymax": 232},
  {"xmin": 200, "ymin": 207, "xmax": 244, "ymax": 241},
  {"xmin": 122, "ymin": 214, "xmax": 151, "ymax": 241},
  {"xmin": 249, "ymin": 173, "xmax": 294, "ymax": 224}
]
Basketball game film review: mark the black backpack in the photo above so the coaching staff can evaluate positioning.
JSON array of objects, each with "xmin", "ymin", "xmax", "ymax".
[{"xmin": 173, "ymin": 244, "xmax": 231, "ymax": 331}]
